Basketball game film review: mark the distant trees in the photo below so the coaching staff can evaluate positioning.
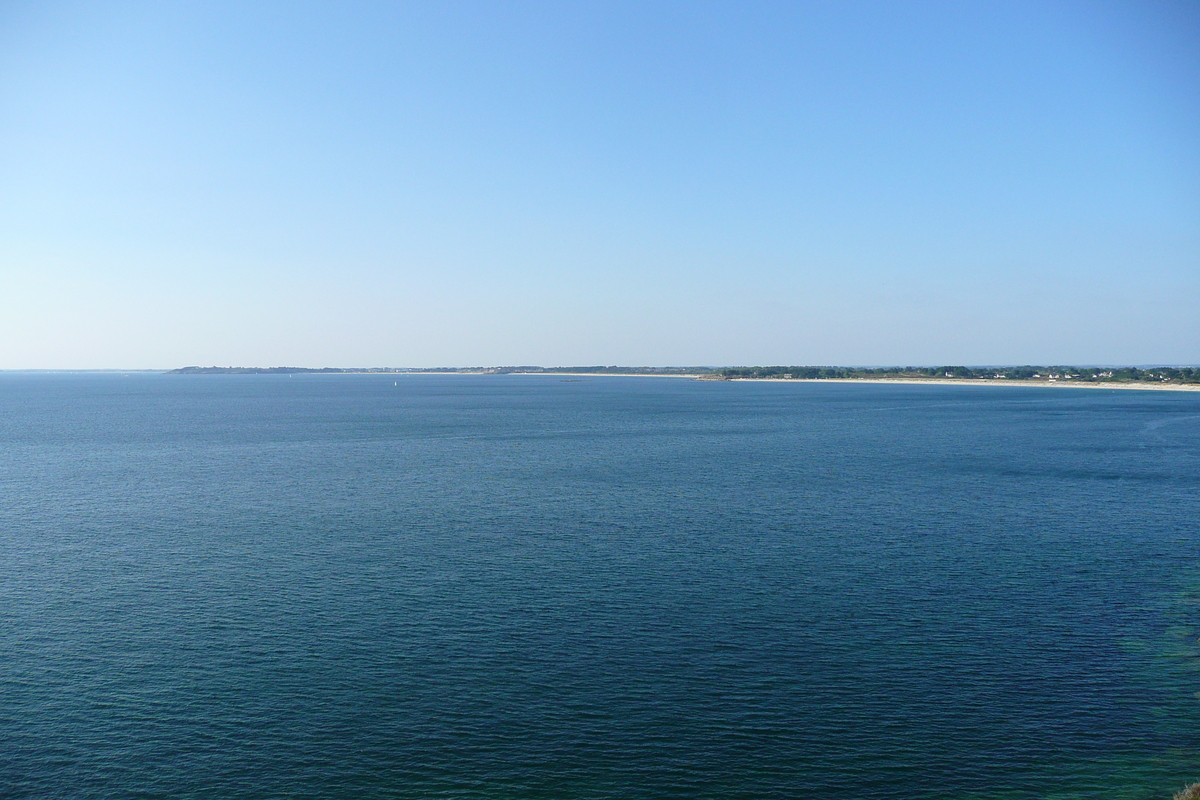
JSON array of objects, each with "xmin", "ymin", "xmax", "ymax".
[
  {"xmin": 167, "ymin": 364, "xmax": 1200, "ymax": 383},
  {"xmin": 710, "ymin": 366, "xmax": 1200, "ymax": 384}
]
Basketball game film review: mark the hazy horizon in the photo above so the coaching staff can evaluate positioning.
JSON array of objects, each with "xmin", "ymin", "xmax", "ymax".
[
  {"xmin": 5, "ymin": 361, "xmax": 1200, "ymax": 373},
  {"xmin": 2, "ymin": 1, "xmax": 1197, "ymax": 369}
]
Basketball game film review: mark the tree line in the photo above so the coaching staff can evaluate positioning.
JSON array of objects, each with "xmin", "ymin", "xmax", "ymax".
[{"xmin": 711, "ymin": 366, "xmax": 1200, "ymax": 383}]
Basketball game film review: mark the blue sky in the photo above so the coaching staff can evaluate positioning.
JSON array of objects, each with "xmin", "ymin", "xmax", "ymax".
[{"xmin": 1, "ymin": 1, "xmax": 1197, "ymax": 368}]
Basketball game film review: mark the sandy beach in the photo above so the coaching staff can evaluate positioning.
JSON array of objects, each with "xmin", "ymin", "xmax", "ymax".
[
  {"xmin": 508, "ymin": 372, "xmax": 1200, "ymax": 391},
  {"xmin": 709, "ymin": 377, "xmax": 1200, "ymax": 392}
]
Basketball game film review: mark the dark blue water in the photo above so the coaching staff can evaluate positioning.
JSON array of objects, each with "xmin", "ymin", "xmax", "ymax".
[{"xmin": 2, "ymin": 374, "xmax": 1198, "ymax": 799}]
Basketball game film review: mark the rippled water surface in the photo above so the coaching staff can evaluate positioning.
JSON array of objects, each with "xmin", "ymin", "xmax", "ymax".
[{"xmin": 2, "ymin": 374, "xmax": 1198, "ymax": 799}]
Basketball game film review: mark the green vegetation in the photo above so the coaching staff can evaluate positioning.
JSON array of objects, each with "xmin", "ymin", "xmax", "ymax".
[
  {"xmin": 488, "ymin": 365, "xmax": 701, "ymax": 375},
  {"xmin": 710, "ymin": 365, "xmax": 1200, "ymax": 384},
  {"xmin": 169, "ymin": 366, "xmax": 372, "ymax": 374},
  {"xmin": 168, "ymin": 365, "xmax": 1200, "ymax": 385},
  {"xmin": 168, "ymin": 365, "xmax": 704, "ymax": 375}
]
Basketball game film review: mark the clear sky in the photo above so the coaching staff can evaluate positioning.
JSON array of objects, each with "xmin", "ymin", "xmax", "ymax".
[{"xmin": 1, "ymin": 1, "xmax": 1197, "ymax": 368}]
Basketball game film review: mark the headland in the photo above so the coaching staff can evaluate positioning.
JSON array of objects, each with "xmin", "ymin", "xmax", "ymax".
[{"xmin": 167, "ymin": 365, "xmax": 1200, "ymax": 391}]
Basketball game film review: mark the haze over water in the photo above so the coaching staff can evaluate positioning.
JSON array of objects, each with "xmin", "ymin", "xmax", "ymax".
[{"xmin": 1, "ymin": 373, "xmax": 1198, "ymax": 799}]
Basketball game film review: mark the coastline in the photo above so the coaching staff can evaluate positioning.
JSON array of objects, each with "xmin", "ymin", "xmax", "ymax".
[
  {"xmin": 707, "ymin": 377, "xmax": 1200, "ymax": 392},
  {"xmin": 510, "ymin": 372, "xmax": 706, "ymax": 379},
  {"xmin": 159, "ymin": 368, "xmax": 1200, "ymax": 392},
  {"xmin": 500, "ymin": 373, "xmax": 1200, "ymax": 391}
]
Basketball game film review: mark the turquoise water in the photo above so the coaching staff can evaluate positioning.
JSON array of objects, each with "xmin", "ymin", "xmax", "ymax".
[{"xmin": 1, "ymin": 374, "xmax": 1198, "ymax": 799}]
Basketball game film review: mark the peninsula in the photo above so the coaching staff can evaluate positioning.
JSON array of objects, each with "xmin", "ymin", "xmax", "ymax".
[{"xmin": 168, "ymin": 365, "xmax": 1200, "ymax": 387}]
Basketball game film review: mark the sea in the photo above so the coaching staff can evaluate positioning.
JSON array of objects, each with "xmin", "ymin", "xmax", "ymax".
[{"xmin": 1, "ymin": 373, "xmax": 1198, "ymax": 800}]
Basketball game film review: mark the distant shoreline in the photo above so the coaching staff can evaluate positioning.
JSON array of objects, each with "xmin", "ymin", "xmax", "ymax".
[
  {"xmin": 157, "ymin": 366, "xmax": 1200, "ymax": 391},
  {"xmin": 510, "ymin": 372, "xmax": 706, "ymax": 379},
  {"xmin": 709, "ymin": 377, "xmax": 1200, "ymax": 392}
]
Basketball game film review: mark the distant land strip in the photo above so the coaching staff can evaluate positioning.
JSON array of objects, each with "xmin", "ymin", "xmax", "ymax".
[{"xmin": 167, "ymin": 365, "xmax": 1200, "ymax": 385}]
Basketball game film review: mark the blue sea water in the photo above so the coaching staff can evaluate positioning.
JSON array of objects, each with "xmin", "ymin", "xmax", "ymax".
[{"xmin": 1, "ymin": 373, "xmax": 1198, "ymax": 799}]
